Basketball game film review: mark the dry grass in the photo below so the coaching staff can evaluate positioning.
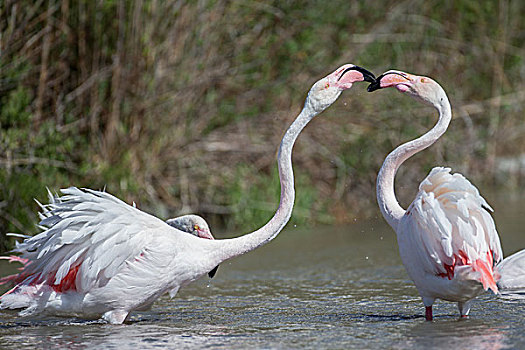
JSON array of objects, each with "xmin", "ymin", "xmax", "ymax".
[{"xmin": 1, "ymin": 0, "xmax": 524, "ymax": 248}]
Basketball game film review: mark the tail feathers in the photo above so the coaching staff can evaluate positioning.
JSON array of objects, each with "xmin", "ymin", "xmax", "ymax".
[
  {"xmin": 0, "ymin": 284, "xmax": 41, "ymax": 311},
  {"xmin": 0, "ymin": 255, "xmax": 29, "ymax": 265},
  {"xmin": 473, "ymin": 258, "xmax": 498, "ymax": 294},
  {"xmin": 0, "ymin": 255, "xmax": 30, "ymax": 286},
  {"xmin": 496, "ymin": 249, "xmax": 525, "ymax": 298},
  {"xmin": 454, "ymin": 256, "xmax": 499, "ymax": 294},
  {"xmin": 0, "ymin": 274, "xmax": 21, "ymax": 285}
]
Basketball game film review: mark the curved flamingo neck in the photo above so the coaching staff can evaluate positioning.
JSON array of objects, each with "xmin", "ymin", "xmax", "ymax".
[
  {"xmin": 214, "ymin": 104, "xmax": 317, "ymax": 262},
  {"xmin": 377, "ymin": 88, "xmax": 451, "ymax": 230}
]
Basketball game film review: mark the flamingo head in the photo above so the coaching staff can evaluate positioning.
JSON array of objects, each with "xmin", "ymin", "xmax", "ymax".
[
  {"xmin": 166, "ymin": 214, "xmax": 214, "ymax": 240},
  {"xmin": 306, "ymin": 64, "xmax": 376, "ymax": 113},
  {"xmin": 367, "ymin": 70, "xmax": 445, "ymax": 107}
]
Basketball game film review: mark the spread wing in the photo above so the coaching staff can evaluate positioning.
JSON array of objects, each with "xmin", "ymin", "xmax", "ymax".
[
  {"xmin": 9, "ymin": 187, "xmax": 180, "ymax": 293},
  {"xmin": 398, "ymin": 167, "xmax": 502, "ymax": 292}
]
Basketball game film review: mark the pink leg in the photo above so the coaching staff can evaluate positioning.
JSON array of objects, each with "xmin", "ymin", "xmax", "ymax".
[
  {"xmin": 425, "ymin": 306, "xmax": 433, "ymax": 321},
  {"xmin": 458, "ymin": 301, "xmax": 471, "ymax": 318}
]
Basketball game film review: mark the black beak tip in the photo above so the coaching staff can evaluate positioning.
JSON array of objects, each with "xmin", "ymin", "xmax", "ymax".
[
  {"xmin": 367, "ymin": 81, "xmax": 381, "ymax": 92},
  {"xmin": 340, "ymin": 65, "xmax": 376, "ymax": 84},
  {"xmin": 353, "ymin": 65, "xmax": 376, "ymax": 84},
  {"xmin": 363, "ymin": 74, "xmax": 376, "ymax": 83},
  {"xmin": 208, "ymin": 265, "xmax": 219, "ymax": 278}
]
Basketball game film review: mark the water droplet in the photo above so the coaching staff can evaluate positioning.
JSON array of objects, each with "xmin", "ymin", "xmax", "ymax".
[{"xmin": 365, "ymin": 256, "xmax": 369, "ymax": 260}]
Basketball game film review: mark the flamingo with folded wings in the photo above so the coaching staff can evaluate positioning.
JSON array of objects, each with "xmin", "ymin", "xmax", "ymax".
[{"xmin": 368, "ymin": 71, "xmax": 503, "ymax": 320}]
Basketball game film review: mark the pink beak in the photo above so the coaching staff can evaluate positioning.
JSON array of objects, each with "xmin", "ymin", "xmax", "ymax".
[
  {"xmin": 197, "ymin": 229, "xmax": 214, "ymax": 240},
  {"xmin": 367, "ymin": 71, "xmax": 415, "ymax": 92},
  {"xmin": 333, "ymin": 65, "xmax": 376, "ymax": 89}
]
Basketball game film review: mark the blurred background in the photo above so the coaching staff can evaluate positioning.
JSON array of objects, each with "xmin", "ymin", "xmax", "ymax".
[{"xmin": 1, "ymin": 0, "xmax": 524, "ymax": 251}]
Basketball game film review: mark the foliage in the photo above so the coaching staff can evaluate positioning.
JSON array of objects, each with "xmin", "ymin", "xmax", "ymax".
[{"xmin": 1, "ymin": 0, "xmax": 524, "ymax": 250}]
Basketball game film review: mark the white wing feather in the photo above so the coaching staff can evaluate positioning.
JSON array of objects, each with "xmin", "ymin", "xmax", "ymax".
[
  {"xmin": 496, "ymin": 249, "xmax": 525, "ymax": 297},
  {"xmin": 10, "ymin": 187, "xmax": 179, "ymax": 293},
  {"xmin": 399, "ymin": 167, "xmax": 502, "ymax": 280}
]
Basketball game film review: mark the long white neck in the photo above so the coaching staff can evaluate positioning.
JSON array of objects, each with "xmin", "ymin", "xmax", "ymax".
[
  {"xmin": 377, "ymin": 88, "xmax": 452, "ymax": 230},
  {"xmin": 213, "ymin": 103, "xmax": 318, "ymax": 262}
]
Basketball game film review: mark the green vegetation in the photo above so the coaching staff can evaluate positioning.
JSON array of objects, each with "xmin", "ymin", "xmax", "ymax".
[{"xmin": 1, "ymin": 1, "xmax": 524, "ymax": 250}]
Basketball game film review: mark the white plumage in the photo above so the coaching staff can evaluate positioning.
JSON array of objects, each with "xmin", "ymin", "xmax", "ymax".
[
  {"xmin": 370, "ymin": 71, "xmax": 505, "ymax": 319},
  {"xmin": 2, "ymin": 188, "xmax": 219, "ymax": 323},
  {"xmin": 398, "ymin": 167, "xmax": 502, "ymax": 307},
  {"xmin": 496, "ymin": 249, "xmax": 525, "ymax": 298}
]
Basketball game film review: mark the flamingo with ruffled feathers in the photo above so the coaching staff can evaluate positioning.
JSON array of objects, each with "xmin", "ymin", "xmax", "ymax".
[
  {"xmin": 367, "ymin": 71, "xmax": 503, "ymax": 320},
  {"xmin": 0, "ymin": 64, "xmax": 375, "ymax": 324}
]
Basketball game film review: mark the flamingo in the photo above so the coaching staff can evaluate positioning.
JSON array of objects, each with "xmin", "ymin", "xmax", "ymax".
[
  {"xmin": 0, "ymin": 64, "xmax": 375, "ymax": 324},
  {"xmin": 367, "ymin": 70, "xmax": 503, "ymax": 320}
]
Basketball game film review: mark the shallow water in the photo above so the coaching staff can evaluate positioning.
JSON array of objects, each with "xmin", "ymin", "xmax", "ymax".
[{"xmin": 0, "ymin": 194, "xmax": 524, "ymax": 349}]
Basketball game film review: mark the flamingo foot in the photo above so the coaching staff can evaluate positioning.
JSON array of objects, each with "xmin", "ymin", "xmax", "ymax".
[
  {"xmin": 425, "ymin": 306, "xmax": 433, "ymax": 321},
  {"xmin": 457, "ymin": 301, "xmax": 471, "ymax": 318},
  {"xmin": 102, "ymin": 309, "xmax": 129, "ymax": 324}
]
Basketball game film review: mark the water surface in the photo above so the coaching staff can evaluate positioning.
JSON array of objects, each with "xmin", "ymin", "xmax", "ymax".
[{"xmin": 0, "ymin": 194, "xmax": 524, "ymax": 349}]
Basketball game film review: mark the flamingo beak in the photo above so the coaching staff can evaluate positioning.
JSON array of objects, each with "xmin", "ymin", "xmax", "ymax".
[
  {"xmin": 197, "ymin": 229, "xmax": 214, "ymax": 240},
  {"xmin": 354, "ymin": 66, "xmax": 377, "ymax": 83},
  {"xmin": 367, "ymin": 71, "xmax": 414, "ymax": 92},
  {"xmin": 337, "ymin": 65, "xmax": 376, "ymax": 87}
]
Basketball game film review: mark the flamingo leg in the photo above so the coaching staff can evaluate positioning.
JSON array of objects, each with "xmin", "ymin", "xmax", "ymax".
[
  {"xmin": 425, "ymin": 306, "xmax": 433, "ymax": 321},
  {"xmin": 458, "ymin": 301, "xmax": 471, "ymax": 318}
]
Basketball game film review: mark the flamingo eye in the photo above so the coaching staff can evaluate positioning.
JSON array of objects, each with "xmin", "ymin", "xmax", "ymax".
[
  {"xmin": 325, "ymin": 83, "xmax": 330, "ymax": 89},
  {"xmin": 193, "ymin": 224, "xmax": 200, "ymax": 231},
  {"xmin": 421, "ymin": 77, "xmax": 427, "ymax": 83}
]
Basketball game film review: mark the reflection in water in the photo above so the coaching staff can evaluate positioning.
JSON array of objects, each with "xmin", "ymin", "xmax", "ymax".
[
  {"xmin": 0, "ymin": 195, "xmax": 524, "ymax": 349},
  {"xmin": 402, "ymin": 320, "xmax": 508, "ymax": 350}
]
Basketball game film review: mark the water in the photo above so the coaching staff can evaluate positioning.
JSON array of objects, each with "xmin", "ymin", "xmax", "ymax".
[{"xmin": 0, "ymin": 194, "xmax": 524, "ymax": 349}]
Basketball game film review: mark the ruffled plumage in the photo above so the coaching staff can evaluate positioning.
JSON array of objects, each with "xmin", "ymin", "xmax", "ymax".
[
  {"xmin": 398, "ymin": 167, "xmax": 502, "ymax": 301},
  {"xmin": 0, "ymin": 188, "xmax": 217, "ymax": 322}
]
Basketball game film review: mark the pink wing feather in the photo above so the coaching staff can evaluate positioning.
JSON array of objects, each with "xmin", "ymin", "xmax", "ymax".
[{"xmin": 1, "ymin": 188, "xmax": 168, "ymax": 294}]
